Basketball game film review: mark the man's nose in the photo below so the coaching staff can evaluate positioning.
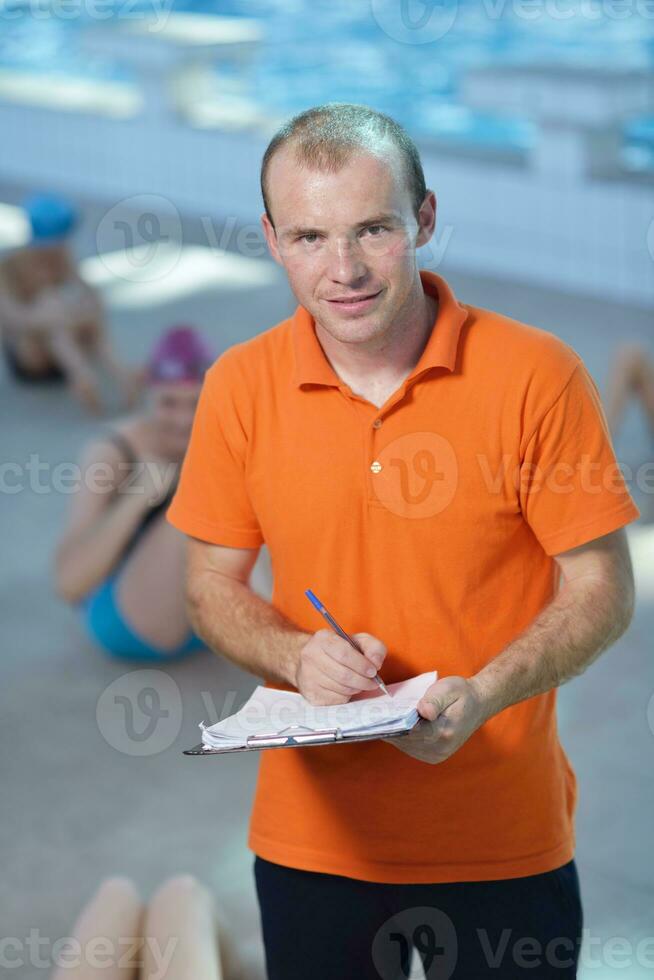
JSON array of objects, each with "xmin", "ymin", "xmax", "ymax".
[{"xmin": 325, "ymin": 238, "xmax": 368, "ymax": 285}]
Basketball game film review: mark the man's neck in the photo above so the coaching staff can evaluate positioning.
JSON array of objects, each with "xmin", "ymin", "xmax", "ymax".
[{"xmin": 315, "ymin": 286, "xmax": 439, "ymax": 404}]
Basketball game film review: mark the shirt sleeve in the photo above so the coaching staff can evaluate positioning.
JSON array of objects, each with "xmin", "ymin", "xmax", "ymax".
[
  {"xmin": 166, "ymin": 354, "xmax": 265, "ymax": 549},
  {"xmin": 519, "ymin": 360, "xmax": 640, "ymax": 555}
]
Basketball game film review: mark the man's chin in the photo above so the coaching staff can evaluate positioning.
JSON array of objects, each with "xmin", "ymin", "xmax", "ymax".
[{"xmin": 321, "ymin": 313, "xmax": 389, "ymax": 345}]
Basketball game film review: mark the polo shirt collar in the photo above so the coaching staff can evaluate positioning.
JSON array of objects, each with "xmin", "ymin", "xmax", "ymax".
[{"xmin": 291, "ymin": 270, "xmax": 468, "ymax": 388}]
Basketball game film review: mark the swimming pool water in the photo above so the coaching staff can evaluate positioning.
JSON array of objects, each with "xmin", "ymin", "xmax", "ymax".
[{"xmin": 0, "ymin": 0, "xmax": 652, "ymax": 163}]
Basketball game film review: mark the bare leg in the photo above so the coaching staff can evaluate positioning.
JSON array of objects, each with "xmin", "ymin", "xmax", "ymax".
[
  {"xmin": 47, "ymin": 322, "xmax": 103, "ymax": 413},
  {"xmin": 142, "ymin": 876, "xmax": 241, "ymax": 980},
  {"xmin": 51, "ymin": 877, "xmax": 143, "ymax": 980},
  {"xmin": 114, "ymin": 513, "xmax": 196, "ymax": 653},
  {"xmin": 75, "ymin": 317, "xmax": 143, "ymax": 409},
  {"xmin": 606, "ymin": 344, "xmax": 654, "ymax": 439}
]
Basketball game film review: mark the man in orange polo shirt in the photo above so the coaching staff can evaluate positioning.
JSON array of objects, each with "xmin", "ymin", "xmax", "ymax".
[{"xmin": 167, "ymin": 104, "xmax": 639, "ymax": 979}]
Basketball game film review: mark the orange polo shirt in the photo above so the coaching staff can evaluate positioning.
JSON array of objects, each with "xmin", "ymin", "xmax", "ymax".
[{"xmin": 168, "ymin": 270, "xmax": 639, "ymax": 884}]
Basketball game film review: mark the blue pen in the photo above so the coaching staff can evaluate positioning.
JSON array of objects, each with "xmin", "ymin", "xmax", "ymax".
[{"xmin": 304, "ymin": 589, "xmax": 391, "ymax": 697}]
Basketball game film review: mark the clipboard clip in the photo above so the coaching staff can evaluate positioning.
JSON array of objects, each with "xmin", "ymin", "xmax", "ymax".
[{"xmin": 246, "ymin": 724, "xmax": 343, "ymax": 748}]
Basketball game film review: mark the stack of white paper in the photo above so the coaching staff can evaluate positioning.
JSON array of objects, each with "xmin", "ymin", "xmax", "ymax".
[{"xmin": 200, "ymin": 671, "xmax": 437, "ymax": 750}]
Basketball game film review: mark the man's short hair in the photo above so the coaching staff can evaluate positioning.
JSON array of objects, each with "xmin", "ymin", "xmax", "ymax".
[{"xmin": 260, "ymin": 102, "xmax": 427, "ymax": 227}]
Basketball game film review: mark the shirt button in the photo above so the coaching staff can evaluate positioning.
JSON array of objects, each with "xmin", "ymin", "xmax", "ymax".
[
  {"xmin": 370, "ymin": 460, "xmax": 382, "ymax": 474},
  {"xmin": 372, "ymin": 418, "xmax": 382, "ymax": 429}
]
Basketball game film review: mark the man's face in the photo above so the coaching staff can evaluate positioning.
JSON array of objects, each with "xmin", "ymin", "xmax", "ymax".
[{"xmin": 261, "ymin": 145, "xmax": 435, "ymax": 347}]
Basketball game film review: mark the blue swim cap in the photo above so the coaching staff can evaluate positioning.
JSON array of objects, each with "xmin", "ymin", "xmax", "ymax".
[{"xmin": 24, "ymin": 194, "xmax": 78, "ymax": 243}]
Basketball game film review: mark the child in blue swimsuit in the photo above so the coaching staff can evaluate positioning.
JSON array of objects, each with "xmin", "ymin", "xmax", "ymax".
[{"xmin": 55, "ymin": 326, "xmax": 213, "ymax": 660}]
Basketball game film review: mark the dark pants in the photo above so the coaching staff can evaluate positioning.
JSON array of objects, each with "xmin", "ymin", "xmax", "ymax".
[{"xmin": 254, "ymin": 856, "xmax": 583, "ymax": 980}]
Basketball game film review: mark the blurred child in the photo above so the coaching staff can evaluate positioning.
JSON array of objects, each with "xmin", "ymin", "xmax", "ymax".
[
  {"xmin": 0, "ymin": 194, "xmax": 136, "ymax": 412},
  {"xmin": 54, "ymin": 326, "xmax": 213, "ymax": 660},
  {"xmin": 606, "ymin": 343, "xmax": 654, "ymax": 440}
]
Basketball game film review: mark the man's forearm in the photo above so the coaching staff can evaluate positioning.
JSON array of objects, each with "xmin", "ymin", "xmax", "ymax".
[
  {"xmin": 470, "ymin": 573, "xmax": 634, "ymax": 722},
  {"xmin": 187, "ymin": 572, "xmax": 309, "ymax": 686}
]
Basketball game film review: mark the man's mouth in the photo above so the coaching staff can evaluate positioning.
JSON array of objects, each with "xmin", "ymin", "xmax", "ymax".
[{"xmin": 324, "ymin": 290, "xmax": 382, "ymax": 312}]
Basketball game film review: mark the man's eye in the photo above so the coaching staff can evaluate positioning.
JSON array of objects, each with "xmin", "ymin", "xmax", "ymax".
[
  {"xmin": 300, "ymin": 233, "xmax": 320, "ymax": 244},
  {"xmin": 364, "ymin": 225, "xmax": 388, "ymax": 236}
]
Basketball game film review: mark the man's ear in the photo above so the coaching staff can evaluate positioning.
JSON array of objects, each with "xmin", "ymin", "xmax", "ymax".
[
  {"xmin": 416, "ymin": 190, "xmax": 437, "ymax": 249},
  {"xmin": 261, "ymin": 212, "xmax": 283, "ymax": 266}
]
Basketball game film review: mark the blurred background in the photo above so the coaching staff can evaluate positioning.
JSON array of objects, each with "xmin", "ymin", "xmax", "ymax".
[{"xmin": 1, "ymin": 1, "xmax": 653, "ymax": 978}]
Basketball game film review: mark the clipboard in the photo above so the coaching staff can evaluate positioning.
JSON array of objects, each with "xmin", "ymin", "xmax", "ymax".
[{"xmin": 183, "ymin": 719, "xmax": 419, "ymax": 756}]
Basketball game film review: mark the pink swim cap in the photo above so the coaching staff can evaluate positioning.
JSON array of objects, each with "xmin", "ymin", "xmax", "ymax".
[{"xmin": 147, "ymin": 326, "xmax": 214, "ymax": 385}]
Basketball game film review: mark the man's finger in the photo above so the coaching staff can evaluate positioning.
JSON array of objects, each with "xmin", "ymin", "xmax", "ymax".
[
  {"xmin": 418, "ymin": 679, "xmax": 462, "ymax": 720},
  {"xmin": 418, "ymin": 697, "xmax": 442, "ymax": 721},
  {"xmin": 305, "ymin": 684, "xmax": 351, "ymax": 706},
  {"xmin": 318, "ymin": 649, "xmax": 378, "ymax": 692},
  {"xmin": 351, "ymin": 632, "xmax": 387, "ymax": 669},
  {"xmin": 322, "ymin": 634, "xmax": 381, "ymax": 681}
]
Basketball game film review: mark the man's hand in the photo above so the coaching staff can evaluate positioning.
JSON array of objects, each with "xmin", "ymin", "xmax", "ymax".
[
  {"xmin": 384, "ymin": 675, "xmax": 489, "ymax": 764},
  {"xmin": 295, "ymin": 629, "xmax": 387, "ymax": 705}
]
